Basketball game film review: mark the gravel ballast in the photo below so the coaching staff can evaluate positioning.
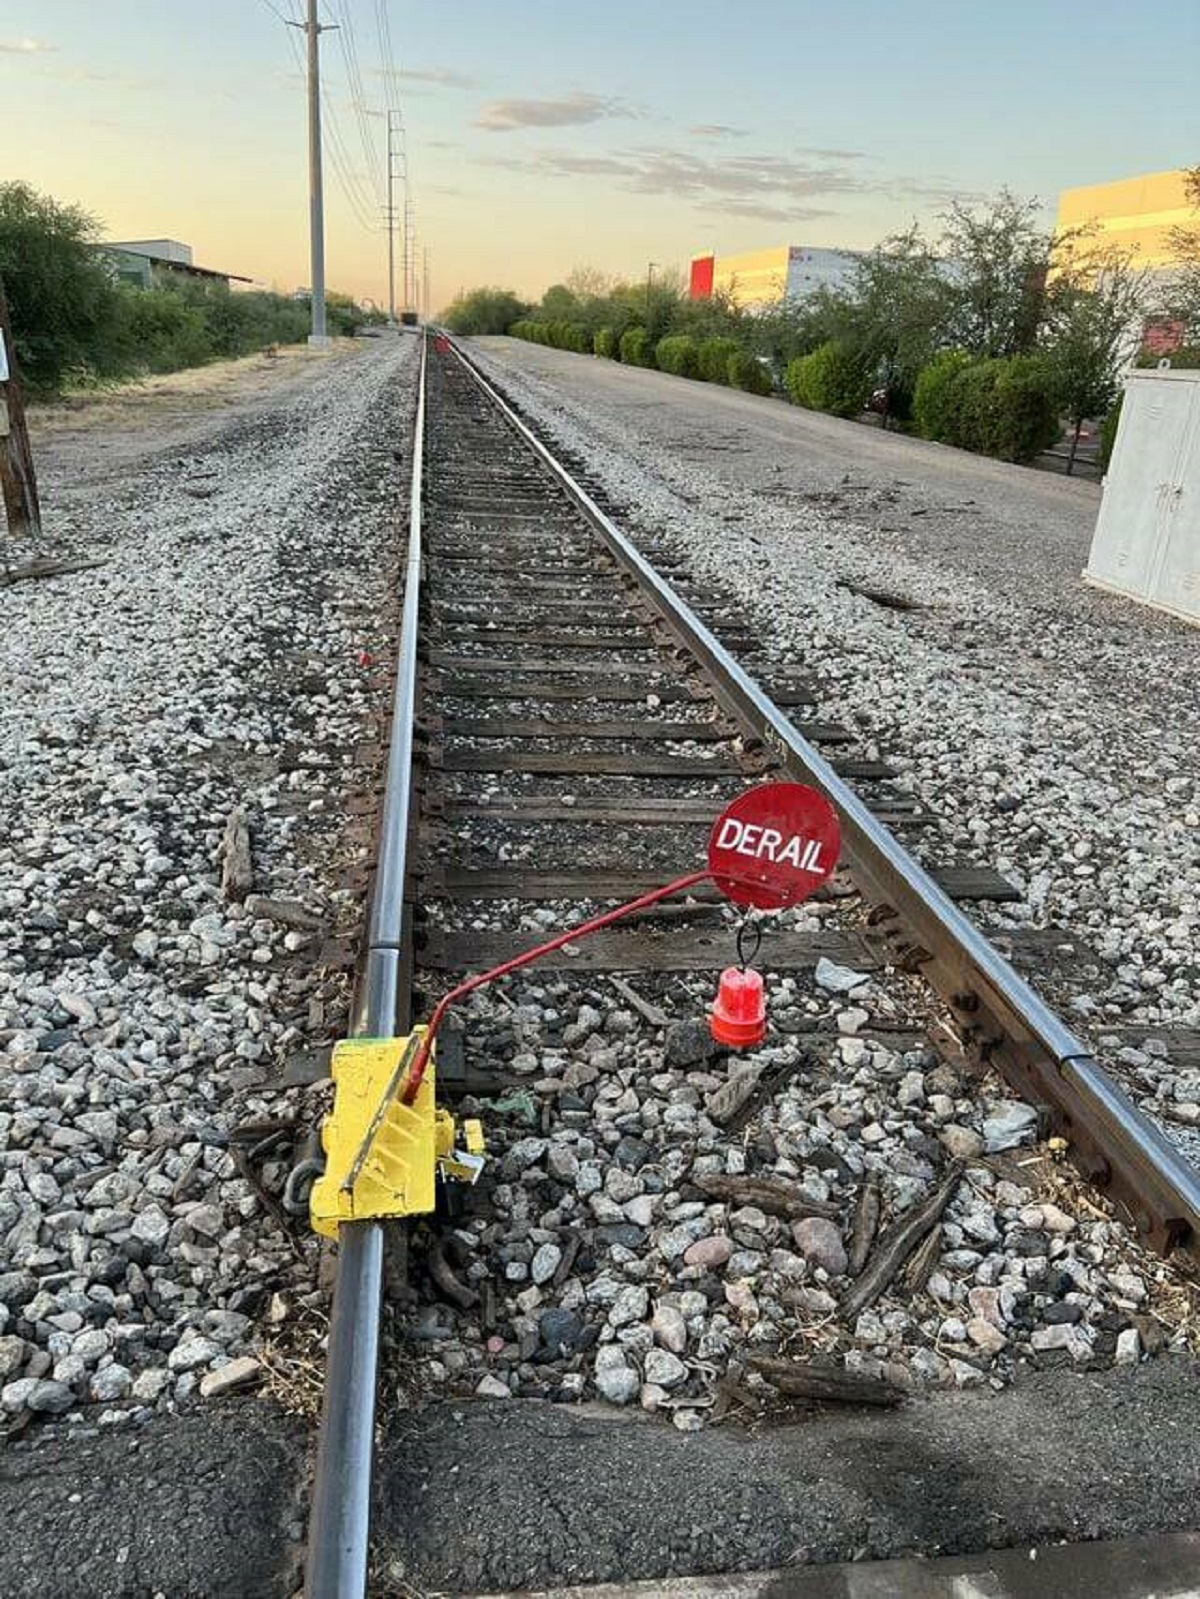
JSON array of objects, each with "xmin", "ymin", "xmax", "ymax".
[{"xmin": 1, "ymin": 337, "xmax": 418, "ymax": 1429}]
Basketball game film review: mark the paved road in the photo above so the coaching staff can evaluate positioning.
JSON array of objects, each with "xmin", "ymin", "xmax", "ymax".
[
  {"xmin": 375, "ymin": 1361, "xmax": 1200, "ymax": 1595},
  {"xmin": 2, "ymin": 1360, "xmax": 1197, "ymax": 1596}
]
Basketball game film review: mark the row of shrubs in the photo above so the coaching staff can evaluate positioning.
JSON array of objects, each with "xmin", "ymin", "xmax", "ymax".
[
  {"xmin": 780, "ymin": 339, "xmax": 1060, "ymax": 462},
  {"xmin": 507, "ymin": 322, "xmax": 1060, "ymax": 466},
  {"xmin": 508, "ymin": 320, "xmax": 772, "ymax": 394}
]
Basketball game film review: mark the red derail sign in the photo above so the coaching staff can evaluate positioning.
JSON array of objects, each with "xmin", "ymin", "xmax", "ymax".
[{"xmin": 708, "ymin": 782, "xmax": 841, "ymax": 909}]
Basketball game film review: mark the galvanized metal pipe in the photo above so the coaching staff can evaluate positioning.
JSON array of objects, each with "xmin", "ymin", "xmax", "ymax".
[
  {"xmin": 305, "ymin": 334, "xmax": 427, "ymax": 1598},
  {"xmin": 448, "ymin": 339, "xmax": 1200, "ymax": 1248}
]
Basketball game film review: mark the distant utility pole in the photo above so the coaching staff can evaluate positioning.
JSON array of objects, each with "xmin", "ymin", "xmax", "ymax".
[
  {"xmin": 296, "ymin": 0, "xmax": 332, "ymax": 345},
  {"xmin": 386, "ymin": 113, "xmax": 398, "ymax": 322},
  {"xmin": 423, "ymin": 248, "xmax": 430, "ymax": 323},
  {"xmin": 402, "ymin": 192, "xmax": 413, "ymax": 313},
  {"xmin": 387, "ymin": 111, "xmax": 406, "ymax": 322},
  {"xmin": 0, "ymin": 274, "xmax": 40, "ymax": 540}
]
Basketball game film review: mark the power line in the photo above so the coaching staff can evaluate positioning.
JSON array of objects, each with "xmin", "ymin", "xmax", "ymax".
[
  {"xmin": 256, "ymin": 0, "xmax": 298, "ymax": 24},
  {"xmin": 333, "ymin": 0, "xmax": 387, "ymax": 212},
  {"xmin": 374, "ymin": 0, "xmax": 404, "ymax": 124}
]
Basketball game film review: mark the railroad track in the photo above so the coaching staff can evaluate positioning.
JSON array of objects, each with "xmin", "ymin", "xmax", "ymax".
[{"xmin": 303, "ymin": 332, "xmax": 1200, "ymax": 1596}]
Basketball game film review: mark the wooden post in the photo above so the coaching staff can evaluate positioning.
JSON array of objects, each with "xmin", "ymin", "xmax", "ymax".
[
  {"xmin": 1065, "ymin": 418, "xmax": 1082, "ymax": 476},
  {"xmin": 0, "ymin": 272, "xmax": 41, "ymax": 539}
]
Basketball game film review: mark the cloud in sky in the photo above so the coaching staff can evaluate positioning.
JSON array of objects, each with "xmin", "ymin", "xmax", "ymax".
[
  {"xmin": 475, "ymin": 91, "xmax": 636, "ymax": 132},
  {"xmin": 402, "ymin": 66, "xmax": 479, "ymax": 89},
  {"xmin": 37, "ymin": 64, "xmax": 161, "ymax": 89},
  {"xmin": 689, "ymin": 124, "xmax": 747, "ymax": 140},
  {"xmin": 718, "ymin": 197, "xmax": 836, "ymax": 223},
  {"xmin": 368, "ymin": 64, "xmax": 480, "ymax": 89},
  {"xmin": 802, "ymin": 146, "xmax": 872, "ymax": 161},
  {"xmin": 0, "ymin": 36, "xmax": 57, "ymax": 52},
  {"xmin": 483, "ymin": 141, "xmax": 977, "ymax": 222}
]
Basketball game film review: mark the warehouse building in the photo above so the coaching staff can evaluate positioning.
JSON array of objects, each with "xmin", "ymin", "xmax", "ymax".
[
  {"xmin": 104, "ymin": 239, "xmax": 252, "ymax": 291},
  {"xmin": 689, "ymin": 244, "xmax": 858, "ymax": 308},
  {"xmin": 1054, "ymin": 169, "xmax": 1192, "ymax": 269},
  {"xmin": 1055, "ymin": 168, "xmax": 1195, "ymax": 355}
]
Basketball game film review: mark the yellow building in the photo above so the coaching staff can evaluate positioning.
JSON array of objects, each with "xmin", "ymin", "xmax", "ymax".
[
  {"xmin": 711, "ymin": 246, "xmax": 790, "ymax": 306},
  {"xmin": 1054, "ymin": 169, "xmax": 1193, "ymax": 265},
  {"xmin": 689, "ymin": 244, "xmax": 856, "ymax": 308}
]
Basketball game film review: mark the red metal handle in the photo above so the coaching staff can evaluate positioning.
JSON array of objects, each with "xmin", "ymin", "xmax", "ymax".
[{"xmin": 400, "ymin": 868, "xmax": 713, "ymax": 1103}]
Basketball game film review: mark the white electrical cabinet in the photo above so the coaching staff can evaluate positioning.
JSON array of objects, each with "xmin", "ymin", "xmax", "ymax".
[{"xmin": 1085, "ymin": 368, "xmax": 1200, "ymax": 626}]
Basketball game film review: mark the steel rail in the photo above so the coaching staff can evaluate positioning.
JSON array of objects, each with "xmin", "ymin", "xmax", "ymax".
[
  {"xmin": 446, "ymin": 337, "xmax": 1200, "ymax": 1258},
  {"xmin": 305, "ymin": 332, "xmax": 427, "ymax": 1599}
]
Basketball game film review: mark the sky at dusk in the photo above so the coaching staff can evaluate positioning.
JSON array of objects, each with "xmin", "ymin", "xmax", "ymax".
[{"xmin": 2, "ymin": 0, "xmax": 1197, "ymax": 311}]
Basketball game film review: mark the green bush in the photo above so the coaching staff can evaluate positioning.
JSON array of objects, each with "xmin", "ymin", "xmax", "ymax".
[
  {"xmin": 655, "ymin": 334, "xmax": 700, "ymax": 377},
  {"xmin": 937, "ymin": 355, "xmax": 1060, "ymax": 462},
  {"xmin": 619, "ymin": 327, "xmax": 655, "ymax": 367},
  {"xmin": 945, "ymin": 359, "xmax": 998, "ymax": 453},
  {"xmin": 785, "ymin": 340, "xmax": 871, "ymax": 416},
  {"xmin": 0, "ymin": 181, "xmax": 119, "ymax": 391},
  {"xmin": 912, "ymin": 350, "xmax": 973, "ymax": 440},
  {"xmin": 989, "ymin": 355, "xmax": 1060, "ymax": 461},
  {"xmin": 696, "ymin": 335, "xmax": 741, "ymax": 383},
  {"xmin": 1098, "ymin": 394, "xmax": 1123, "ymax": 471},
  {"xmin": 594, "ymin": 326, "xmax": 618, "ymax": 358},
  {"xmin": 537, "ymin": 319, "xmax": 592, "ymax": 353},
  {"xmin": 726, "ymin": 349, "xmax": 773, "ymax": 394},
  {"xmin": 441, "ymin": 285, "xmax": 528, "ymax": 334},
  {"xmin": 109, "ymin": 286, "xmax": 213, "ymax": 373}
]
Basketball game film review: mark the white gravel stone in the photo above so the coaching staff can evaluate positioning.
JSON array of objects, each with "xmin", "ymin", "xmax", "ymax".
[
  {"xmin": 474, "ymin": 1374, "xmax": 513, "ymax": 1401},
  {"xmin": 814, "ymin": 959, "xmax": 870, "ymax": 995},
  {"xmin": 593, "ymin": 1346, "xmax": 639, "ymax": 1405},
  {"xmin": 530, "ymin": 1243, "xmax": 562, "ymax": 1285},
  {"xmin": 607, "ymin": 1284, "xmax": 649, "ymax": 1328},
  {"xmin": 1115, "ymin": 1328, "xmax": 1141, "ymax": 1365},
  {"xmin": 643, "ymin": 1349, "xmax": 687, "ymax": 1389}
]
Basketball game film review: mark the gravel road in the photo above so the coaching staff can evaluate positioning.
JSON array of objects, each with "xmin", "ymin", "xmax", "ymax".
[
  {"xmin": 1, "ymin": 335, "xmax": 417, "ymax": 1428},
  {"xmin": 471, "ymin": 339, "xmax": 1200, "ymax": 1138}
]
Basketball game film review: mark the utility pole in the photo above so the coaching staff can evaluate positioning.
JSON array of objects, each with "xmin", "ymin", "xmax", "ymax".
[
  {"xmin": 385, "ymin": 112, "xmax": 398, "ymax": 323},
  {"xmin": 303, "ymin": 0, "xmax": 329, "ymax": 344},
  {"xmin": 423, "ymin": 248, "xmax": 430, "ymax": 324},
  {"xmin": 0, "ymin": 274, "xmax": 40, "ymax": 540}
]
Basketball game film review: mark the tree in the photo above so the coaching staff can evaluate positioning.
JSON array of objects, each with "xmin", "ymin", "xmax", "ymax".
[
  {"xmin": 565, "ymin": 264, "xmax": 613, "ymax": 300},
  {"xmin": 747, "ymin": 287, "xmax": 851, "ymax": 373},
  {"xmin": 1165, "ymin": 164, "xmax": 1200, "ymax": 337},
  {"xmin": 1041, "ymin": 236, "xmax": 1147, "ymax": 471},
  {"xmin": 0, "ymin": 181, "xmax": 119, "ymax": 390},
  {"xmin": 842, "ymin": 226, "xmax": 951, "ymax": 419},
  {"xmin": 539, "ymin": 283, "xmax": 579, "ymax": 321},
  {"xmin": 440, "ymin": 286, "xmax": 528, "ymax": 335},
  {"xmin": 940, "ymin": 189, "xmax": 1051, "ymax": 358}
]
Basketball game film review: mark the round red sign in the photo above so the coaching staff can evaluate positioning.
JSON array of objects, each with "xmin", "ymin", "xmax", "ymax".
[{"xmin": 708, "ymin": 782, "xmax": 841, "ymax": 909}]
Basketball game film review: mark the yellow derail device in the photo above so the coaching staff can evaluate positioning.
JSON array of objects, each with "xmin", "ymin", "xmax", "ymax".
[
  {"xmin": 309, "ymin": 786, "xmax": 840, "ymax": 1239},
  {"xmin": 309, "ymin": 1030, "xmax": 485, "ymax": 1238}
]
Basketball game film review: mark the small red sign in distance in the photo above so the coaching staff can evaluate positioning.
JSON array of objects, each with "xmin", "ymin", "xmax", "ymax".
[{"xmin": 708, "ymin": 782, "xmax": 841, "ymax": 909}]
